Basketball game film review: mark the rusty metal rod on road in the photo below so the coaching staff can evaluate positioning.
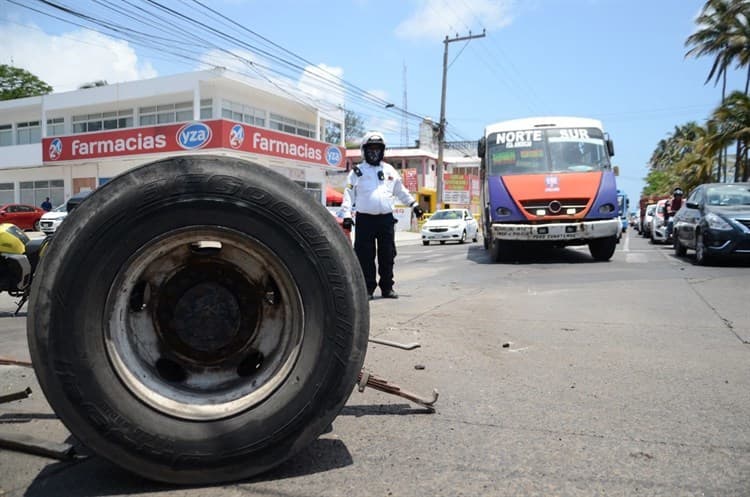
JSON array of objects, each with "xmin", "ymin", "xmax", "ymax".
[
  {"xmin": 357, "ymin": 369, "xmax": 438, "ymax": 411},
  {"xmin": 0, "ymin": 357, "xmax": 33, "ymax": 367}
]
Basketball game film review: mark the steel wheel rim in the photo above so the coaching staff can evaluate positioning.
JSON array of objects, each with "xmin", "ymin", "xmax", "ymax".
[{"xmin": 103, "ymin": 226, "xmax": 304, "ymax": 420}]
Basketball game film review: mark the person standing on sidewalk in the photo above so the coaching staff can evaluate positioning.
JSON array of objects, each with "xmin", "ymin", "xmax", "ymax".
[{"xmin": 341, "ymin": 131, "xmax": 423, "ymax": 300}]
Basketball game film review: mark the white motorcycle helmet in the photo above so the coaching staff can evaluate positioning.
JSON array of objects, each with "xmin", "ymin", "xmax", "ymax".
[{"xmin": 360, "ymin": 131, "xmax": 386, "ymax": 166}]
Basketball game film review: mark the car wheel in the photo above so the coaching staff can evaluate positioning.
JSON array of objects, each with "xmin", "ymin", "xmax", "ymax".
[
  {"xmin": 472, "ymin": 231, "xmax": 478, "ymax": 243},
  {"xmin": 459, "ymin": 230, "xmax": 466, "ymax": 244},
  {"xmin": 422, "ymin": 240, "xmax": 429, "ymax": 246},
  {"xmin": 27, "ymin": 155, "xmax": 369, "ymax": 484},
  {"xmin": 674, "ymin": 236, "xmax": 687, "ymax": 257},
  {"xmin": 694, "ymin": 230, "xmax": 712, "ymax": 266},
  {"xmin": 33, "ymin": 220, "xmax": 41, "ymax": 231},
  {"xmin": 588, "ymin": 235, "xmax": 617, "ymax": 261}
]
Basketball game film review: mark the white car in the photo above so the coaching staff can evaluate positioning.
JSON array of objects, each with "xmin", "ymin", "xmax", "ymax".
[
  {"xmin": 421, "ymin": 208, "xmax": 479, "ymax": 245},
  {"xmin": 39, "ymin": 203, "xmax": 68, "ymax": 235}
]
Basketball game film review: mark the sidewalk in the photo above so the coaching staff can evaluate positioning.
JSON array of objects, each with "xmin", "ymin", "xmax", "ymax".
[
  {"xmin": 347, "ymin": 228, "xmax": 422, "ymax": 247},
  {"xmin": 395, "ymin": 230, "xmax": 422, "ymax": 246}
]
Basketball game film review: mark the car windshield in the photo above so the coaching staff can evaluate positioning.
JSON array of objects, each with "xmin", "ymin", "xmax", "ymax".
[
  {"xmin": 430, "ymin": 210, "xmax": 463, "ymax": 220},
  {"xmin": 705, "ymin": 184, "xmax": 750, "ymax": 206},
  {"xmin": 51, "ymin": 204, "xmax": 67, "ymax": 212}
]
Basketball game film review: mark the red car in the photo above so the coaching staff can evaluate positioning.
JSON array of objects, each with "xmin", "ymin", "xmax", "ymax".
[{"xmin": 0, "ymin": 203, "xmax": 46, "ymax": 231}]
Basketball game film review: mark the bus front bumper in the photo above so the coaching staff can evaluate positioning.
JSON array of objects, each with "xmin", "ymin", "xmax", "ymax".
[{"xmin": 491, "ymin": 218, "xmax": 620, "ymax": 241}]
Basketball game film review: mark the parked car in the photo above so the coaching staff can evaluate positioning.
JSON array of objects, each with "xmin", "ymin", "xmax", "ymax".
[
  {"xmin": 66, "ymin": 189, "xmax": 93, "ymax": 212},
  {"xmin": 641, "ymin": 203, "xmax": 656, "ymax": 237},
  {"xmin": 39, "ymin": 203, "xmax": 68, "ymax": 235},
  {"xmin": 39, "ymin": 190, "xmax": 93, "ymax": 236},
  {"xmin": 0, "ymin": 203, "xmax": 45, "ymax": 231},
  {"xmin": 673, "ymin": 182, "xmax": 750, "ymax": 264},
  {"xmin": 421, "ymin": 208, "xmax": 478, "ymax": 245},
  {"xmin": 650, "ymin": 199, "xmax": 669, "ymax": 243}
]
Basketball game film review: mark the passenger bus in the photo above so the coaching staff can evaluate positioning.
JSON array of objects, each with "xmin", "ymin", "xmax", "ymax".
[
  {"xmin": 617, "ymin": 189, "xmax": 629, "ymax": 233},
  {"xmin": 477, "ymin": 116, "xmax": 620, "ymax": 261}
]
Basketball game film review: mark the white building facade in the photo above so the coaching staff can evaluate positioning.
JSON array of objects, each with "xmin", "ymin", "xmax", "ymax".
[{"xmin": 0, "ymin": 69, "xmax": 346, "ymax": 208}]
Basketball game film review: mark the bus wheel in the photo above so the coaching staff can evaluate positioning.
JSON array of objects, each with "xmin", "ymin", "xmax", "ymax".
[
  {"xmin": 588, "ymin": 236, "xmax": 617, "ymax": 261},
  {"xmin": 27, "ymin": 155, "xmax": 369, "ymax": 484},
  {"xmin": 490, "ymin": 239, "xmax": 512, "ymax": 262}
]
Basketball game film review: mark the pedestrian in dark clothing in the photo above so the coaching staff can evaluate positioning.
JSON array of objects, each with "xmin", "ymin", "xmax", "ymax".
[{"xmin": 41, "ymin": 197, "xmax": 52, "ymax": 211}]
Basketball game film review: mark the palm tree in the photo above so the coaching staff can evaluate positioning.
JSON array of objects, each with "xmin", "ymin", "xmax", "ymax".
[
  {"xmin": 673, "ymin": 122, "xmax": 720, "ymax": 191},
  {"xmin": 685, "ymin": 0, "xmax": 742, "ymax": 181},
  {"xmin": 709, "ymin": 90, "xmax": 750, "ymax": 180},
  {"xmin": 645, "ymin": 122, "xmax": 717, "ymax": 195}
]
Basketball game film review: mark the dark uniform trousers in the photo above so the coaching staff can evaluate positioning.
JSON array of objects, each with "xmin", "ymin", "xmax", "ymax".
[{"xmin": 353, "ymin": 213, "xmax": 396, "ymax": 295}]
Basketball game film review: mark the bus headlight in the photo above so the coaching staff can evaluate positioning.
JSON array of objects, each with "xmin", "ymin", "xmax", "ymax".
[{"xmin": 495, "ymin": 207, "xmax": 512, "ymax": 217}]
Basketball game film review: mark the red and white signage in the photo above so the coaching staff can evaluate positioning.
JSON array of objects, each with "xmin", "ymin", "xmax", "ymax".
[{"xmin": 42, "ymin": 119, "xmax": 346, "ymax": 168}]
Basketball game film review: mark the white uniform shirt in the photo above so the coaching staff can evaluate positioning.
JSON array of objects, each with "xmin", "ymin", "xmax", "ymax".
[{"xmin": 340, "ymin": 161, "xmax": 416, "ymax": 218}]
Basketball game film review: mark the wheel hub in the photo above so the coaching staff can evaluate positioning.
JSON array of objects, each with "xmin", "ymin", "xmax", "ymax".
[{"xmin": 156, "ymin": 262, "xmax": 260, "ymax": 364}]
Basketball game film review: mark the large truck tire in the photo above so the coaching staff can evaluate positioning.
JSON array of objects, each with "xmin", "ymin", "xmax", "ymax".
[{"xmin": 27, "ymin": 155, "xmax": 369, "ymax": 484}]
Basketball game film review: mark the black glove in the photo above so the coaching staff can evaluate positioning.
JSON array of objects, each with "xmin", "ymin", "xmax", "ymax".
[
  {"xmin": 413, "ymin": 205, "xmax": 424, "ymax": 219},
  {"xmin": 342, "ymin": 218, "xmax": 353, "ymax": 230}
]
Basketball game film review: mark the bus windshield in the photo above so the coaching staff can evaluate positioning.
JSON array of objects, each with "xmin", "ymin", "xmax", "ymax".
[{"xmin": 487, "ymin": 127, "xmax": 611, "ymax": 175}]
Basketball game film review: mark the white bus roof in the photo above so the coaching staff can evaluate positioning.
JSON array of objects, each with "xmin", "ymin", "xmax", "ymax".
[{"xmin": 484, "ymin": 116, "xmax": 605, "ymax": 136}]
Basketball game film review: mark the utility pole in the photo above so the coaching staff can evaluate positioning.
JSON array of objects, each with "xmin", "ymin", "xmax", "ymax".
[{"xmin": 436, "ymin": 30, "xmax": 485, "ymax": 208}]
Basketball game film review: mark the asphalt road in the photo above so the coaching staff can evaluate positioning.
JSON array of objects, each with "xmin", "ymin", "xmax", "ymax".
[{"xmin": 1, "ymin": 230, "xmax": 749, "ymax": 496}]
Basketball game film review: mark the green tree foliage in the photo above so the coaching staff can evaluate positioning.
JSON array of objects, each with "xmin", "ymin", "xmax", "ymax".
[
  {"xmin": 644, "ymin": 0, "xmax": 750, "ymax": 196},
  {"xmin": 0, "ymin": 65, "xmax": 53, "ymax": 100},
  {"xmin": 709, "ymin": 90, "xmax": 750, "ymax": 181},
  {"xmin": 645, "ymin": 122, "xmax": 712, "ymax": 195},
  {"xmin": 344, "ymin": 110, "xmax": 365, "ymax": 147}
]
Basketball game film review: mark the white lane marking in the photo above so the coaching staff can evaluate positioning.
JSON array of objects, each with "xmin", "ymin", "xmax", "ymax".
[{"xmin": 625, "ymin": 252, "xmax": 648, "ymax": 263}]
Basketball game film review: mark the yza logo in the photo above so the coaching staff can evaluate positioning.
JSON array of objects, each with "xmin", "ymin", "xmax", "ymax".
[
  {"xmin": 48, "ymin": 138, "xmax": 62, "ymax": 160},
  {"xmin": 177, "ymin": 122, "xmax": 212, "ymax": 150},
  {"xmin": 229, "ymin": 124, "xmax": 245, "ymax": 149},
  {"xmin": 325, "ymin": 146, "xmax": 342, "ymax": 167},
  {"xmin": 545, "ymin": 175, "xmax": 560, "ymax": 192}
]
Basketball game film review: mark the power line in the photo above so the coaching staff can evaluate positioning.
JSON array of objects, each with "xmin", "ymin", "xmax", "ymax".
[{"xmin": 15, "ymin": 0, "xmax": 434, "ymax": 135}]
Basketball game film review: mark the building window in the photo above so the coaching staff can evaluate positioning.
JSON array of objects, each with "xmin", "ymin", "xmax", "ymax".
[
  {"xmin": 221, "ymin": 99, "xmax": 265, "ymax": 127},
  {"xmin": 0, "ymin": 124, "xmax": 11, "ymax": 147},
  {"xmin": 73, "ymin": 110, "xmax": 133, "ymax": 133},
  {"xmin": 20, "ymin": 179, "xmax": 65, "ymax": 208},
  {"xmin": 200, "ymin": 99, "xmax": 213, "ymax": 119},
  {"xmin": 0, "ymin": 182, "xmax": 13, "ymax": 204},
  {"xmin": 320, "ymin": 118, "xmax": 341, "ymax": 144},
  {"xmin": 47, "ymin": 117, "xmax": 65, "ymax": 136},
  {"xmin": 16, "ymin": 121, "xmax": 41, "ymax": 144},
  {"xmin": 270, "ymin": 113, "xmax": 315, "ymax": 138},
  {"xmin": 139, "ymin": 101, "xmax": 192, "ymax": 126}
]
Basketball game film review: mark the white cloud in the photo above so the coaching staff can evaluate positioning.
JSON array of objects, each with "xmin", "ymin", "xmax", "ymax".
[
  {"xmin": 297, "ymin": 63, "xmax": 346, "ymax": 108},
  {"xmin": 2, "ymin": 23, "xmax": 157, "ymax": 92},
  {"xmin": 395, "ymin": 0, "xmax": 516, "ymax": 40}
]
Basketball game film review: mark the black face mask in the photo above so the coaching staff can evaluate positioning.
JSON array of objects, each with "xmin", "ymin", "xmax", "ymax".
[{"xmin": 364, "ymin": 145, "xmax": 384, "ymax": 166}]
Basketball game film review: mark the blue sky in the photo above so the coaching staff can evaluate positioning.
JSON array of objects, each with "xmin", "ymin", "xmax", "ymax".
[{"xmin": 2, "ymin": 0, "xmax": 747, "ymax": 207}]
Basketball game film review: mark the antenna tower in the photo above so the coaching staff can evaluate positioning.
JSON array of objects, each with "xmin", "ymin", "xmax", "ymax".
[{"xmin": 401, "ymin": 62, "xmax": 409, "ymax": 147}]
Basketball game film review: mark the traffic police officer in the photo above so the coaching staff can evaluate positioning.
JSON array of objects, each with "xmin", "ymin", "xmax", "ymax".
[{"xmin": 341, "ymin": 131, "xmax": 424, "ymax": 299}]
